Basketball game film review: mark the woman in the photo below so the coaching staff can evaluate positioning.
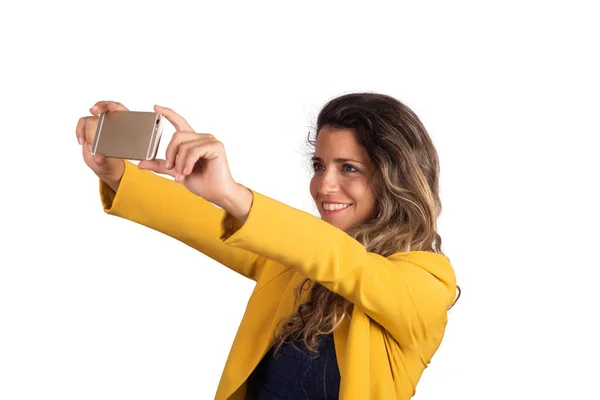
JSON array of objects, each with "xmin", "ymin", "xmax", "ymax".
[{"xmin": 75, "ymin": 93, "xmax": 459, "ymax": 399}]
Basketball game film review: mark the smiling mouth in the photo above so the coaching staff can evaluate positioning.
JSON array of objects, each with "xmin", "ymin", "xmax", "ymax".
[{"xmin": 322, "ymin": 204, "xmax": 352, "ymax": 214}]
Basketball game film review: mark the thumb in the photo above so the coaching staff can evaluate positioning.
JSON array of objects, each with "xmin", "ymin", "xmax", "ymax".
[
  {"xmin": 138, "ymin": 159, "xmax": 176, "ymax": 178},
  {"xmin": 85, "ymin": 142, "xmax": 108, "ymax": 166},
  {"xmin": 93, "ymin": 152, "xmax": 107, "ymax": 166}
]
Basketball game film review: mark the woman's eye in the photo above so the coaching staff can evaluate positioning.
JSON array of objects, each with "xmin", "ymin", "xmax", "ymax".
[{"xmin": 313, "ymin": 163, "xmax": 358, "ymax": 173}]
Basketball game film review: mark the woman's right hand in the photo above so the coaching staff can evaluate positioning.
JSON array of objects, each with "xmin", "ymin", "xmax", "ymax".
[{"xmin": 76, "ymin": 101, "xmax": 129, "ymax": 191}]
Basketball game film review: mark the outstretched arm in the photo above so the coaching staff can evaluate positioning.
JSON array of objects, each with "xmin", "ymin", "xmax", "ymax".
[
  {"xmin": 100, "ymin": 160, "xmax": 265, "ymax": 281},
  {"xmin": 219, "ymin": 189, "xmax": 457, "ymax": 349}
]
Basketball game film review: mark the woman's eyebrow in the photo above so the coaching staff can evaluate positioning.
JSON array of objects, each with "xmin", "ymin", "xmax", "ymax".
[{"xmin": 311, "ymin": 156, "xmax": 365, "ymax": 165}]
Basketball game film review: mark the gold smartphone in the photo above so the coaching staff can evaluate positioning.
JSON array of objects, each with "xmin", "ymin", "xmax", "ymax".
[{"xmin": 91, "ymin": 111, "xmax": 165, "ymax": 160}]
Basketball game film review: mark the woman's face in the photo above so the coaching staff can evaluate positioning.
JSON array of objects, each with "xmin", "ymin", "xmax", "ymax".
[{"xmin": 310, "ymin": 126, "xmax": 378, "ymax": 231}]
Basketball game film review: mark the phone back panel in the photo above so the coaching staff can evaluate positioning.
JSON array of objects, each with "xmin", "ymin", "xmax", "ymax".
[{"xmin": 92, "ymin": 111, "xmax": 164, "ymax": 160}]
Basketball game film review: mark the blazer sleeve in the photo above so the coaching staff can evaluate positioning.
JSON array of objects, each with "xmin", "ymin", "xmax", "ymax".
[
  {"xmin": 99, "ymin": 160, "xmax": 265, "ymax": 281},
  {"xmin": 221, "ymin": 189, "xmax": 457, "ymax": 348}
]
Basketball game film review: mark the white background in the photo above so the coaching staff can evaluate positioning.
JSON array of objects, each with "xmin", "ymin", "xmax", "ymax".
[{"xmin": 1, "ymin": 1, "xmax": 598, "ymax": 399}]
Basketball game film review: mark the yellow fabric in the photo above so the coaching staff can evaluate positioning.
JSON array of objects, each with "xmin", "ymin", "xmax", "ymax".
[{"xmin": 100, "ymin": 160, "xmax": 457, "ymax": 399}]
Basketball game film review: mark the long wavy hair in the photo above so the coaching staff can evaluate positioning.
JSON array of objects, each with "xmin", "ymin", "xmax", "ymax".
[{"xmin": 274, "ymin": 92, "xmax": 459, "ymax": 356}]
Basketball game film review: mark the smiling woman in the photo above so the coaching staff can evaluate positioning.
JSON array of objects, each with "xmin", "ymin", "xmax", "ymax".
[
  {"xmin": 262, "ymin": 93, "xmax": 460, "ymax": 400},
  {"xmin": 76, "ymin": 92, "xmax": 459, "ymax": 400},
  {"xmin": 310, "ymin": 126, "xmax": 377, "ymax": 231}
]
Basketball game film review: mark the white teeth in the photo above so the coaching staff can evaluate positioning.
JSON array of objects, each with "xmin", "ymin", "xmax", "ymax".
[{"xmin": 323, "ymin": 203, "xmax": 351, "ymax": 211}]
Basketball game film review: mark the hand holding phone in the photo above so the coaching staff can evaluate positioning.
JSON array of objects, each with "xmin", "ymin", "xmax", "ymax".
[
  {"xmin": 76, "ymin": 101, "xmax": 131, "ymax": 191},
  {"xmin": 91, "ymin": 110, "xmax": 165, "ymax": 160}
]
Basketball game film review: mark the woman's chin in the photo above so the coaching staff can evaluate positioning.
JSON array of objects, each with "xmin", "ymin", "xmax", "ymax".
[{"xmin": 320, "ymin": 216, "xmax": 347, "ymax": 230}]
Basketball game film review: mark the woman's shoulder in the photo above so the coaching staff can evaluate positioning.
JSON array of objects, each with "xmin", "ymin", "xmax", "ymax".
[{"xmin": 387, "ymin": 250, "xmax": 455, "ymax": 285}]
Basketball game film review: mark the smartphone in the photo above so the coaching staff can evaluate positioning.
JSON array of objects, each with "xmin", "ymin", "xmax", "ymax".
[{"xmin": 91, "ymin": 111, "xmax": 165, "ymax": 160}]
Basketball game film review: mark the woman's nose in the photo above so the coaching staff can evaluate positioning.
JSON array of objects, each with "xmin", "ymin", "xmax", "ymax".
[{"xmin": 318, "ymin": 171, "xmax": 339, "ymax": 194}]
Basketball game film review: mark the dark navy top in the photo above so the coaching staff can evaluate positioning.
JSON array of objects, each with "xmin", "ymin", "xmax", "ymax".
[{"xmin": 246, "ymin": 333, "xmax": 340, "ymax": 400}]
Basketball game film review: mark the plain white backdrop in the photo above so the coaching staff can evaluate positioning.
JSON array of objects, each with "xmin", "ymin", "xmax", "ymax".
[{"xmin": 1, "ymin": 0, "xmax": 598, "ymax": 399}]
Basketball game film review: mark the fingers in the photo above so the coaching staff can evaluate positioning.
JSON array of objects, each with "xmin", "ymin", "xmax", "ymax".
[
  {"xmin": 163, "ymin": 133, "xmax": 222, "ymax": 183},
  {"xmin": 154, "ymin": 105, "xmax": 194, "ymax": 132},
  {"xmin": 175, "ymin": 139, "xmax": 224, "ymax": 183},
  {"xmin": 180, "ymin": 140, "xmax": 223, "ymax": 176},
  {"xmin": 166, "ymin": 133, "xmax": 218, "ymax": 174},
  {"xmin": 137, "ymin": 159, "xmax": 176, "ymax": 178},
  {"xmin": 90, "ymin": 101, "xmax": 129, "ymax": 116},
  {"xmin": 164, "ymin": 132, "xmax": 202, "ymax": 171},
  {"xmin": 76, "ymin": 117, "xmax": 86, "ymax": 145},
  {"xmin": 76, "ymin": 116, "xmax": 99, "ymax": 146},
  {"xmin": 79, "ymin": 101, "xmax": 128, "ymax": 145}
]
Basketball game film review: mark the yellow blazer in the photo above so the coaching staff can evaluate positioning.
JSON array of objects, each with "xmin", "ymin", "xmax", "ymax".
[{"xmin": 99, "ymin": 160, "xmax": 457, "ymax": 399}]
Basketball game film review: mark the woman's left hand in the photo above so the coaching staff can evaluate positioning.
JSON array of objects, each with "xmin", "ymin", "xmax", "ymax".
[{"xmin": 138, "ymin": 105, "xmax": 239, "ymax": 207}]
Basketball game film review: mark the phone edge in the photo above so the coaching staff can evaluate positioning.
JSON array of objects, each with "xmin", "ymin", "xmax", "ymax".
[
  {"xmin": 145, "ymin": 113, "xmax": 165, "ymax": 160},
  {"xmin": 91, "ymin": 112, "xmax": 106, "ymax": 156}
]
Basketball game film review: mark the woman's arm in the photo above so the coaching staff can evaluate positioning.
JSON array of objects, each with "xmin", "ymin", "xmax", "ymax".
[
  {"xmin": 220, "ymin": 189, "xmax": 457, "ymax": 348},
  {"xmin": 100, "ymin": 160, "xmax": 265, "ymax": 281}
]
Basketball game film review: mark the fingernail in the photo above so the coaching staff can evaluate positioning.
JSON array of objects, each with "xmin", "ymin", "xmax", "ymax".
[
  {"xmin": 183, "ymin": 166, "xmax": 190, "ymax": 175},
  {"xmin": 78, "ymin": 137, "xmax": 84, "ymax": 145},
  {"xmin": 165, "ymin": 160, "xmax": 170, "ymax": 169},
  {"xmin": 175, "ymin": 173, "xmax": 179, "ymax": 181},
  {"xmin": 87, "ymin": 144, "xmax": 92, "ymax": 151}
]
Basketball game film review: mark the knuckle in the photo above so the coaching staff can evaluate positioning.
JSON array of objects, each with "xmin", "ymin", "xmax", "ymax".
[{"xmin": 180, "ymin": 142, "xmax": 192, "ymax": 154}]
